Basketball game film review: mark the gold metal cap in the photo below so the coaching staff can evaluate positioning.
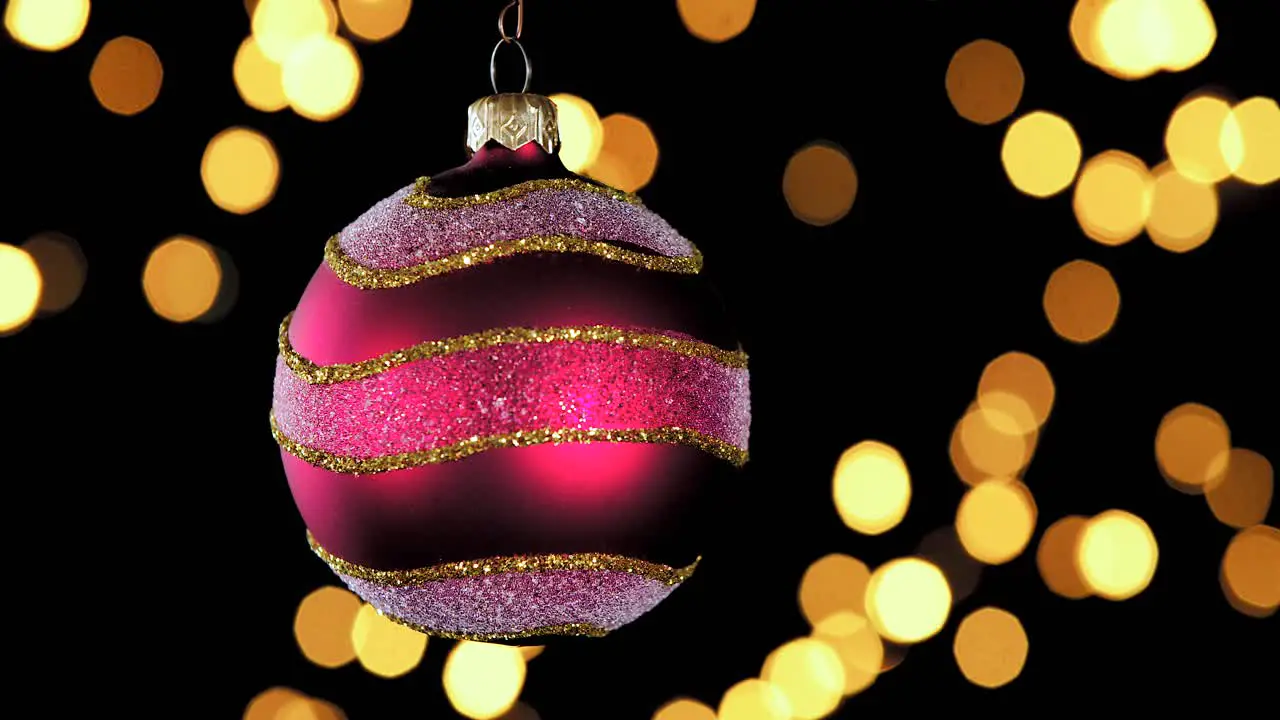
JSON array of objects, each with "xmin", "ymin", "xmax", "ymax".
[{"xmin": 466, "ymin": 93, "xmax": 560, "ymax": 155}]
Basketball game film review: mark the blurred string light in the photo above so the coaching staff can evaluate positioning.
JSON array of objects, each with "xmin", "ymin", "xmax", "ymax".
[
  {"xmin": 1001, "ymin": 111, "xmax": 1082, "ymax": 197},
  {"xmin": 916, "ymin": 526, "xmax": 983, "ymax": 603},
  {"xmin": 586, "ymin": 114, "xmax": 660, "ymax": 192},
  {"xmin": 0, "ymin": 243, "xmax": 41, "ymax": 334},
  {"xmin": 21, "ymin": 232, "xmax": 86, "ymax": 316},
  {"xmin": 252, "ymin": 0, "xmax": 336, "ymax": 62},
  {"xmin": 517, "ymin": 645, "xmax": 544, "ymax": 661},
  {"xmin": 865, "ymin": 558, "xmax": 952, "ymax": 644},
  {"xmin": 952, "ymin": 607, "xmax": 1028, "ymax": 688},
  {"xmin": 90, "ymin": 37, "xmax": 163, "ymax": 116},
  {"xmin": 761, "ymin": 639, "xmax": 844, "ymax": 719},
  {"xmin": 956, "ymin": 478, "xmax": 1037, "ymax": 565},
  {"xmin": 351, "ymin": 603, "xmax": 427, "ymax": 678},
  {"xmin": 977, "ymin": 352, "xmax": 1055, "ymax": 437},
  {"xmin": 1165, "ymin": 95, "xmax": 1239, "ymax": 183},
  {"xmin": 1205, "ymin": 449, "xmax": 1273, "ymax": 529},
  {"xmin": 957, "ymin": 401, "xmax": 1033, "ymax": 477},
  {"xmin": 811, "ymin": 611, "xmax": 883, "ymax": 697},
  {"xmin": 282, "ymin": 35, "xmax": 362, "ymax": 121},
  {"xmin": 717, "ymin": 679, "xmax": 791, "ymax": 720},
  {"xmin": 1036, "ymin": 516, "xmax": 1092, "ymax": 599},
  {"xmin": 783, "ymin": 142, "xmax": 858, "ymax": 227},
  {"xmin": 1221, "ymin": 525, "xmax": 1280, "ymax": 618},
  {"xmin": 676, "ymin": 0, "xmax": 756, "ymax": 43},
  {"xmin": 202, "ymin": 127, "xmax": 281, "ymax": 215},
  {"xmin": 1223, "ymin": 97, "xmax": 1280, "ymax": 185},
  {"xmin": 1073, "ymin": 150, "xmax": 1153, "ymax": 246},
  {"xmin": 653, "ymin": 699, "xmax": 716, "ymax": 720},
  {"xmin": 443, "ymin": 641, "xmax": 526, "ymax": 719},
  {"xmin": 3, "ymin": 0, "xmax": 89, "ymax": 51},
  {"xmin": 294, "ymin": 586, "xmax": 361, "ymax": 669},
  {"xmin": 945, "ymin": 39, "xmax": 1024, "ymax": 126},
  {"xmin": 338, "ymin": 0, "xmax": 412, "ymax": 43},
  {"xmin": 798, "ymin": 554, "xmax": 870, "ymax": 628},
  {"xmin": 1070, "ymin": 0, "xmax": 1216, "ymax": 80},
  {"xmin": 247, "ymin": 0, "xmax": 362, "ymax": 121},
  {"xmin": 550, "ymin": 94, "xmax": 604, "ymax": 174},
  {"xmin": 1155, "ymin": 402, "xmax": 1230, "ymax": 493},
  {"xmin": 1076, "ymin": 510, "xmax": 1159, "ymax": 600},
  {"xmin": 244, "ymin": 687, "xmax": 346, "ymax": 720},
  {"xmin": 235, "ymin": 37, "xmax": 289, "ymax": 112},
  {"xmin": 1043, "ymin": 259, "xmax": 1121, "ymax": 344},
  {"xmin": 141, "ymin": 236, "xmax": 225, "ymax": 323},
  {"xmin": 831, "ymin": 441, "xmax": 911, "ymax": 536},
  {"xmin": 1146, "ymin": 160, "xmax": 1218, "ymax": 253}
]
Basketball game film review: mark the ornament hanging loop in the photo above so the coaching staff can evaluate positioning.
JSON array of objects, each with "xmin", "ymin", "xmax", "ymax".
[
  {"xmin": 498, "ymin": 0, "xmax": 524, "ymax": 43},
  {"xmin": 490, "ymin": 39, "xmax": 532, "ymax": 94}
]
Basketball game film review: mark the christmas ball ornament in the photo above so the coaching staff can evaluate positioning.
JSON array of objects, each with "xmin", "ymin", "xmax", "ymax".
[{"xmin": 270, "ymin": 20, "xmax": 749, "ymax": 642}]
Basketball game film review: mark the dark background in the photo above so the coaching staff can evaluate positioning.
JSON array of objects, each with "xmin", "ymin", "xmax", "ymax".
[{"xmin": 2, "ymin": 1, "xmax": 1275, "ymax": 717}]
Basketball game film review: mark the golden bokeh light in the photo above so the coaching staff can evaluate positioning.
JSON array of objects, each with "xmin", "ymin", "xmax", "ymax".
[
  {"xmin": 142, "ymin": 237, "xmax": 222, "ymax": 323},
  {"xmin": 338, "ymin": 0, "xmax": 412, "ymax": 42},
  {"xmin": 782, "ymin": 142, "xmax": 858, "ymax": 227},
  {"xmin": 1205, "ymin": 449, "xmax": 1273, "ymax": 529},
  {"xmin": 244, "ymin": 687, "xmax": 307, "ymax": 720},
  {"xmin": 1069, "ymin": 0, "xmax": 1108, "ymax": 67},
  {"xmin": 1166, "ymin": 95, "xmax": 1238, "ymax": 183},
  {"xmin": 1157, "ymin": 0, "xmax": 1217, "ymax": 71},
  {"xmin": 282, "ymin": 34, "xmax": 362, "ymax": 121},
  {"xmin": 717, "ymin": 679, "xmax": 791, "ymax": 720},
  {"xmin": 799, "ymin": 553, "xmax": 871, "ymax": 628},
  {"xmin": 974, "ymin": 391, "xmax": 1036, "ymax": 437},
  {"xmin": 653, "ymin": 698, "xmax": 717, "ymax": 720},
  {"xmin": 958, "ymin": 404, "xmax": 1031, "ymax": 477},
  {"xmin": 277, "ymin": 696, "xmax": 346, "ymax": 720},
  {"xmin": 252, "ymin": 0, "xmax": 336, "ymax": 63},
  {"xmin": 1001, "ymin": 111, "xmax": 1082, "ymax": 198},
  {"xmin": 90, "ymin": 37, "xmax": 163, "ymax": 116},
  {"xmin": 1077, "ymin": 510, "xmax": 1159, "ymax": 600},
  {"xmin": 1073, "ymin": 150, "xmax": 1153, "ymax": 246},
  {"xmin": 945, "ymin": 39, "xmax": 1024, "ymax": 126},
  {"xmin": 880, "ymin": 642, "xmax": 909, "ymax": 673},
  {"xmin": 953, "ymin": 607, "xmax": 1029, "ymax": 688},
  {"xmin": 234, "ymin": 36, "xmax": 289, "ymax": 112},
  {"xmin": 865, "ymin": 558, "xmax": 952, "ymax": 644},
  {"xmin": 517, "ymin": 645, "xmax": 544, "ymax": 662},
  {"xmin": 1220, "ymin": 525, "xmax": 1280, "ymax": 618},
  {"xmin": 1095, "ymin": 0, "xmax": 1216, "ymax": 79},
  {"xmin": 0, "ymin": 243, "xmax": 43, "ymax": 334},
  {"xmin": 201, "ymin": 127, "xmax": 281, "ymax": 215},
  {"xmin": 978, "ymin": 352, "xmax": 1055, "ymax": 434},
  {"xmin": 3, "ymin": 0, "xmax": 89, "ymax": 51},
  {"xmin": 443, "ymin": 641, "xmax": 526, "ymax": 719},
  {"xmin": 1043, "ymin": 259, "xmax": 1121, "ymax": 344},
  {"xmin": 950, "ymin": 422, "xmax": 988, "ymax": 487},
  {"xmin": 293, "ymin": 586, "xmax": 361, "ymax": 669},
  {"xmin": 550, "ymin": 94, "xmax": 604, "ymax": 174},
  {"xmin": 832, "ymin": 441, "xmax": 911, "ymax": 536},
  {"xmin": 812, "ymin": 611, "xmax": 884, "ymax": 697},
  {"xmin": 1146, "ymin": 160, "xmax": 1218, "ymax": 253},
  {"xmin": 21, "ymin": 232, "xmax": 86, "ymax": 315},
  {"xmin": 1155, "ymin": 402, "xmax": 1231, "ymax": 493},
  {"xmin": 1223, "ymin": 96, "xmax": 1280, "ymax": 185},
  {"xmin": 587, "ymin": 114, "xmax": 660, "ymax": 193},
  {"xmin": 956, "ymin": 478, "xmax": 1038, "ymax": 565},
  {"xmin": 350, "ymin": 603, "xmax": 427, "ymax": 678},
  {"xmin": 1037, "ymin": 516, "xmax": 1092, "ymax": 599},
  {"xmin": 761, "ymin": 639, "xmax": 845, "ymax": 720},
  {"xmin": 676, "ymin": 0, "xmax": 756, "ymax": 43}
]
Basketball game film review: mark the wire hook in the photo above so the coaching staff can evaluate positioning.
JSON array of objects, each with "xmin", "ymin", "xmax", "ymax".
[{"xmin": 498, "ymin": 0, "xmax": 524, "ymax": 43}]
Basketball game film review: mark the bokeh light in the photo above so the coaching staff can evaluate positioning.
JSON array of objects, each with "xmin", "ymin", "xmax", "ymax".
[
  {"xmin": 950, "ymin": 422, "xmax": 988, "ymax": 487},
  {"xmin": 141, "ymin": 236, "xmax": 222, "ymax": 323},
  {"xmin": 977, "ymin": 352, "xmax": 1055, "ymax": 435},
  {"xmin": 1002, "ymin": 111, "xmax": 1082, "ymax": 198},
  {"xmin": 350, "ymin": 603, "xmax": 427, "ymax": 678},
  {"xmin": 832, "ymin": 441, "xmax": 911, "ymax": 535},
  {"xmin": 252, "ymin": 0, "xmax": 335, "ymax": 63},
  {"xmin": 956, "ymin": 478, "xmax": 1037, "ymax": 564},
  {"xmin": 443, "ymin": 641, "xmax": 526, "ymax": 719},
  {"xmin": 865, "ymin": 558, "xmax": 952, "ymax": 644},
  {"xmin": 945, "ymin": 39, "xmax": 1024, "ymax": 125},
  {"xmin": 799, "ymin": 553, "xmax": 870, "ymax": 628},
  {"xmin": 1223, "ymin": 96, "xmax": 1280, "ymax": 185},
  {"xmin": 952, "ymin": 607, "xmax": 1029, "ymax": 688},
  {"xmin": 587, "ymin": 114, "xmax": 659, "ymax": 193},
  {"xmin": 1220, "ymin": 525, "xmax": 1279, "ymax": 618},
  {"xmin": 549, "ymin": 94, "xmax": 603, "ymax": 174},
  {"xmin": 0, "ymin": 243, "xmax": 42, "ymax": 334},
  {"xmin": 1166, "ymin": 95, "xmax": 1238, "ymax": 183},
  {"xmin": 782, "ymin": 142, "xmax": 858, "ymax": 227},
  {"xmin": 1077, "ymin": 510, "xmax": 1159, "ymax": 600},
  {"xmin": 917, "ymin": 526, "xmax": 984, "ymax": 603},
  {"xmin": 717, "ymin": 679, "xmax": 791, "ymax": 720},
  {"xmin": 1043, "ymin": 259, "xmax": 1121, "ymax": 344},
  {"xmin": 244, "ymin": 687, "xmax": 307, "ymax": 720},
  {"xmin": 676, "ymin": 0, "xmax": 755, "ymax": 43},
  {"xmin": 21, "ymin": 232, "xmax": 86, "ymax": 315},
  {"xmin": 1146, "ymin": 160, "xmax": 1218, "ymax": 253},
  {"xmin": 958, "ymin": 404, "xmax": 1031, "ymax": 477},
  {"xmin": 338, "ymin": 0, "xmax": 411, "ymax": 42},
  {"xmin": 234, "ymin": 36, "xmax": 289, "ymax": 112},
  {"xmin": 1094, "ymin": 0, "xmax": 1216, "ymax": 79},
  {"xmin": 761, "ymin": 638, "xmax": 844, "ymax": 719},
  {"xmin": 293, "ymin": 586, "xmax": 361, "ymax": 668},
  {"xmin": 1205, "ymin": 449, "xmax": 1273, "ymax": 529},
  {"xmin": 1068, "ymin": 0, "xmax": 1109, "ymax": 68},
  {"xmin": 1037, "ymin": 516, "xmax": 1092, "ymax": 599},
  {"xmin": 278, "ymin": 695, "xmax": 346, "ymax": 720},
  {"xmin": 1155, "ymin": 402, "xmax": 1231, "ymax": 493},
  {"xmin": 90, "ymin": 37, "xmax": 163, "ymax": 116},
  {"xmin": 1072, "ymin": 150, "xmax": 1153, "ymax": 245},
  {"xmin": 3, "ymin": 0, "xmax": 89, "ymax": 51},
  {"xmin": 281, "ymin": 34, "xmax": 362, "ymax": 121},
  {"xmin": 812, "ymin": 611, "xmax": 883, "ymax": 697},
  {"xmin": 201, "ymin": 127, "xmax": 281, "ymax": 215},
  {"xmin": 653, "ymin": 698, "xmax": 716, "ymax": 720},
  {"xmin": 517, "ymin": 646, "xmax": 544, "ymax": 661}
]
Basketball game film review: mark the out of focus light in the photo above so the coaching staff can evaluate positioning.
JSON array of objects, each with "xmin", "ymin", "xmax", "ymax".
[
  {"xmin": 351, "ymin": 603, "xmax": 427, "ymax": 678},
  {"xmin": 244, "ymin": 687, "xmax": 307, "ymax": 720},
  {"xmin": 338, "ymin": 0, "xmax": 411, "ymax": 42},
  {"xmin": 1166, "ymin": 95, "xmax": 1238, "ymax": 183},
  {"xmin": 21, "ymin": 232, "xmax": 85, "ymax": 315},
  {"xmin": 1155, "ymin": 402, "xmax": 1230, "ymax": 492},
  {"xmin": 1043, "ymin": 259, "xmax": 1121, "ymax": 344},
  {"xmin": 653, "ymin": 698, "xmax": 716, "ymax": 720},
  {"xmin": 880, "ymin": 642, "xmax": 909, "ymax": 673},
  {"xmin": 517, "ymin": 646, "xmax": 544, "ymax": 661},
  {"xmin": 1073, "ymin": 150, "xmax": 1153, "ymax": 245},
  {"xmin": 90, "ymin": 37, "xmax": 163, "ymax": 116},
  {"xmin": 202, "ymin": 127, "xmax": 281, "ymax": 215},
  {"xmin": 958, "ymin": 404, "xmax": 1030, "ymax": 477},
  {"xmin": 952, "ymin": 607, "xmax": 1028, "ymax": 688},
  {"xmin": 550, "ymin": 94, "xmax": 604, "ymax": 174},
  {"xmin": 956, "ymin": 479, "xmax": 1037, "ymax": 564},
  {"xmin": 676, "ymin": 0, "xmax": 755, "ymax": 43},
  {"xmin": 812, "ymin": 611, "xmax": 883, "ymax": 696},
  {"xmin": 945, "ymin": 39, "xmax": 1024, "ymax": 125},
  {"xmin": 498, "ymin": 703, "xmax": 540, "ymax": 720},
  {"xmin": 142, "ymin": 236, "xmax": 222, "ymax": 323},
  {"xmin": 278, "ymin": 696, "xmax": 346, "ymax": 720},
  {"xmin": 782, "ymin": 142, "xmax": 858, "ymax": 227},
  {"xmin": 916, "ymin": 526, "xmax": 984, "ymax": 603},
  {"xmin": 282, "ymin": 34, "xmax": 362, "ymax": 121},
  {"xmin": 832, "ymin": 441, "xmax": 911, "ymax": 535},
  {"xmin": 294, "ymin": 586, "xmax": 361, "ymax": 668},
  {"xmin": 1069, "ymin": 0, "xmax": 1108, "ymax": 67},
  {"xmin": 1223, "ymin": 96, "xmax": 1280, "ymax": 185},
  {"xmin": 761, "ymin": 639, "xmax": 844, "ymax": 719},
  {"xmin": 252, "ymin": 0, "xmax": 336, "ymax": 62},
  {"xmin": 234, "ymin": 36, "xmax": 289, "ymax": 112},
  {"xmin": 1220, "ymin": 525, "xmax": 1280, "ymax": 617},
  {"xmin": 1077, "ymin": 510, "xmax": 1159, "ymax": 600},
  {"xmin": 1037, "ymin": 516, "xmax": 1092, "ymax": 599},
  {"xmin": 3, "ymin": 0, "xmax": 89, "ymax": 51},
  {"xmin": 1146, "ymin": 160, "xmax": 1218, "ymax": 252},
  {"xmin": 443, "ymin": 641, "xmax": 526, "ymax": 719},
  {"xmin": 1094, "ymin": 0, "xmax": 1216, "ymax": 79},
  {"xmin": 977, "ymin": 352, "xmax": 1055, "ymax": 435},
  {"xmin": 0, "ymin": 244, "xmax": 41, "ymax": 334},
  {"xmin": 1206, "ymin": 449, "xmax": 1273, "ymax": 529},
  {"xmin": 950, "ymin": 422, "xmax": 987, "ymax": 487},
  {"xmin": 1002, "ymin": 111, "xmax": 1081, "ymax": 198},
  {"xmin": 586, "ymin": 114, "xmax": 660, "ymax": 193},
  {"xmin": 717, "ymin": 679, "xmax": 791, "ymax": 720},
  {"xmin": 799, "ymin": 554, "xmax": 870, "ymax": 628},
  {"xmin": 865, "ymin": 558, "xmax": 952, "ymax": 644}
]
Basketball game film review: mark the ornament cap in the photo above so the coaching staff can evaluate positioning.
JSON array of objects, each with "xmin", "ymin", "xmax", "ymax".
[{"xmin": 466, "ymin": 93, "xmax": 560, "ymax": 156}]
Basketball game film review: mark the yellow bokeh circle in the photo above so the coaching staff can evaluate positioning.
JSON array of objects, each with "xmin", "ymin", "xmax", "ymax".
[{"xmin": 865, "ymin": 558, "xmax": 952, "ymax": 644}]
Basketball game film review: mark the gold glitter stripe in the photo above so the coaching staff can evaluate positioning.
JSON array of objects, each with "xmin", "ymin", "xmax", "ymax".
[
  {"xmin": 325, "ymin": 234, "xmax": 702, "ymax": 289},
  {"xmin": 271, "ymin": 414, "xmax": 749, "ymax": 472},
  {"xmin": 386, "ymin": 613, "xmax": 610, "ymax": 641},
  {"xmin": 278, "ymin": 312, "xmax": 748, "ymax": 385},
  {"xmin": 404, "ymin": 176, "xmax": 641, "ymax": 209},
  {"xmin": 309, "ymin": 530, "xmax": 699, "ymax": 587}
]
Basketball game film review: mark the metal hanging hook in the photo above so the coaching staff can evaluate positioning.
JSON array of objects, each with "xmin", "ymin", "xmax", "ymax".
[
  {"xmin": 498, "ymin": 0, "xmax": 524, "ymax": 43},
  {"xmin": 491, "ymin": 0, "xmax": 530, "ymax": 94}
]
